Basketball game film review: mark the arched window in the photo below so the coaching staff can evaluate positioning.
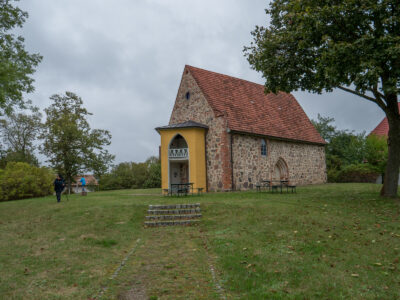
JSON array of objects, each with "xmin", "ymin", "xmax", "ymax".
[{"xmin": 261, "ymin": 139, "xmax": 267, "ymax": 156}]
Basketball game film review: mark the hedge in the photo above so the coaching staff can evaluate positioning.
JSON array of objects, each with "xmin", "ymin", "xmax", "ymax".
[
  {"xmin": 0, "ymin": 162, "xmax": 54, "ymax": 201},
  {"xmin": 336, "ymin": 163, "xmax": 379, "ymax": 183}
]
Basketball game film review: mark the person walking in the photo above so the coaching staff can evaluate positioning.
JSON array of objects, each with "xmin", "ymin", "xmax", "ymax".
[
  {"xmin": 80, "ymin": 176, "xmax": 86, "ymax": 193},
  {"xmin": 54, "ymin": 174, "xmax": 65, "ymax": 203}
]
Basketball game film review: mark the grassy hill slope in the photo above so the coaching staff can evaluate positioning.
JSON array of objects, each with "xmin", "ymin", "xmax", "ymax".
[{"xmin": 0, "ymin": 184, "xmax": 399, "ymax": 299}]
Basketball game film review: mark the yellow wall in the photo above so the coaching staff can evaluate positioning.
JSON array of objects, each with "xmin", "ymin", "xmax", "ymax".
[{"xmin": 158, "ymin": 128, "xmax": 207, "ymax": 191}]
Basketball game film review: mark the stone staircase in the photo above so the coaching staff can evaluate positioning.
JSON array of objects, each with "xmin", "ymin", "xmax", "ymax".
[{"xmin": 144, "ymin": 203, "xmax": 201, "ymax": 227}]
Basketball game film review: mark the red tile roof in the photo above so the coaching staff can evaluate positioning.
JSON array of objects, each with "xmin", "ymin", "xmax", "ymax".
[
  {"xmin": 369, "ymin": 103, "xmax": 400, "ymax": 137},
  {"xmin": 186, "ymin": 65, "xmax": 326, "ymax": 145},
  {"xmin": 73, "ymin": 175, "xmax": 98, "ymax": 186}
]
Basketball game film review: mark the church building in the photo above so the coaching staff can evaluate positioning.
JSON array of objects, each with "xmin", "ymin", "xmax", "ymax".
[{"xmin": 156, "ymin": 65, "xmax": 327, "ymax": 192}]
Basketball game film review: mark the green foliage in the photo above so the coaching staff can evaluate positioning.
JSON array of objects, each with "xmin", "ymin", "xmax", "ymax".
[
  {"xmin": 328, "ymin": 130, "xmax": 366, "ymax": 168},
  {"xmin": 0, "ymin": 162, "xmax": 54, "ymax": 201},
  {"xmin": 99, "ymin": 156, "xmax": 161, "ymax": 190},
  {"xmin": 336, "ymin": 164, "xmax": 380, "ymax": 183},
  {"xmin": 244, "ymin": 0, "xmax": 400, "ymax": 97},
  {"xmin": 40, "ymin": 92, "xmax": 114, "ymax": 189},
  {"xmin": 365, "ymin": 134, "xmax": 388, "ymax": 173},
  {"xmin": 0, "ymin": 150, "xmax": 39, "ymax": 168},
  {"xmin": 311, "ymin": 114, "xmax": 336, "ymax": 143},
  {"xmin": 0, "ymin": 0, "xmax": 42, "ymax": 116},
  {"xmin": 245, "ymin": 0, "xmax": 400, "ymax": 196},
  {"xmin": 143, "ymin": 156, "xmax": 161, "ymax": 188},
  {"xmin": 312, "ymin": 115, "xmax": 389, "ymax": 183},
  {"xmin": 312, "ymin": 114, "xmax": 367, "ymax": 173},
  {"xmin": 0, "ymin": 107, "xmax": 42, "ymax": 166}
]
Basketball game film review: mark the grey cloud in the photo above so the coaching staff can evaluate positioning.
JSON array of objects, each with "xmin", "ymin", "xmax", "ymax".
[{"xmin": 17, "ymin": 0, "xmax": 385, "ymax": 164}]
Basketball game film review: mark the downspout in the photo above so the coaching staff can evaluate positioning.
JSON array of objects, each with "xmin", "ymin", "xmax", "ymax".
[
  {"xmin": 228, "ymin": 128, "xmax": 235, "ymax": 191},
  {"xmin": 204, "ymin": 130, "xmax": 209, "ymax": 192}
]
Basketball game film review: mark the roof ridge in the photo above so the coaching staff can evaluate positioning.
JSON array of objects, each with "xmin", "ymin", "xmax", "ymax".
[{"xmin": 185, "ymin": 64, "xmax": 270, "ymax": 91}]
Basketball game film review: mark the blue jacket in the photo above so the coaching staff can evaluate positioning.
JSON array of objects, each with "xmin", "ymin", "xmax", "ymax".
[{"xmin": 80, "ymin": 177, "xmax": 86, "ymax": 186}]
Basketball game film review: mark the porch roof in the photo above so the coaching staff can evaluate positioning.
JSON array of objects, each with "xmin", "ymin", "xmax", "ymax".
[{"xmin": 155, "ymin": 120, "xmax": 208, "ymax": 132}]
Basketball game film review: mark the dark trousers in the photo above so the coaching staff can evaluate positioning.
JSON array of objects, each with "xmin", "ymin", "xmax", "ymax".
[{"xmin": 56, "ymin": 191, "xmax": 61, "ymax": 202}]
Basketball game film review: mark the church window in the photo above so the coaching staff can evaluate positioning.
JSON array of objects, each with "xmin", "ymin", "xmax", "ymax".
[{"xmin": 261, "ymin": 139, "xmax": 267, "ymax": 156}]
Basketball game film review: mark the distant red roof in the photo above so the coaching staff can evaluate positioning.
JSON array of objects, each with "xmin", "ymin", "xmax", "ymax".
[
  {"xmin": 73, "ymin": 175, "xmax": 98, "ymax": 186},
  {"xmin": 370, "ymin": 103, "xmax": 400, "ymax": 137},
  {"xmin": 186, "ymin": 65, "xmax": 326, "ymax": 145}
]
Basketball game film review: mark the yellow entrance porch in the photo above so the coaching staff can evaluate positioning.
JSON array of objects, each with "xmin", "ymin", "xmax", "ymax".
[{"xmin": 155, "ymin": 121, "xmax": 208, "ymax": 192}]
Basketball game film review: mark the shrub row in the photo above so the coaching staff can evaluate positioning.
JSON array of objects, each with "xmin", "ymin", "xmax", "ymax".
[
  {"xmin": 329, "ymin": 163, "xmax": 379, "ymax": 183},
  {"xmin": 0, "ymin": 162, "xmax": 54, "ymax": 201},
  {"xmin": 99, "ymin": 159, "xmax": 161, "ymax": 190}
]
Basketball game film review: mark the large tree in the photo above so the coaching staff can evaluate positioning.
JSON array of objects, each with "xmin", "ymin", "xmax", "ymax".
[
  {"xmin": 245, "ymin": 0, "xmax": 400, "ymax": 197},
  {"xmin": 0, "ymin": 0, "xmax": 42, "ymax": 116},
  {"xmin": 40, "ymin": 92, "xmax": 114, "ymax": 192},
  {"xmin": 0, "ymin": 106, "xmax": 42, "ymax": 166}
]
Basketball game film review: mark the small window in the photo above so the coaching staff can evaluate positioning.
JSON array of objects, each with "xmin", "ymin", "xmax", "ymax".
[
  {"xmin": 261, "ymin": 139, "xmax": 267, "ymax": 156},
  {"xmin": 185, "ymin": 91, "xmax": 190, "ymax": 100}
]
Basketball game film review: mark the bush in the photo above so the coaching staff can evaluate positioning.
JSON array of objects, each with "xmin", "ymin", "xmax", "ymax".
[
  {"xmin": 0, "ymin": 162, "xmax": 54, "ymax": 201},
  {"xmin": 327, "ymin": 169, "xmax": 340, "ymax": 183},
  {"xmin": 336, "ymin": 163, "xmax": 379, "ymax": 183},
  {"xmin": 99, "ymin": 157, "xmax": 161, "ymax": 190},
  {"xmin": 143, "ymin": 161, "xmax": 161, "ymax": 188}
]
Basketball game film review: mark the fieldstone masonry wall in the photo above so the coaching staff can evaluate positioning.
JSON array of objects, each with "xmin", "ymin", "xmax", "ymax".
[
  {"xmin": 232, "ymin": 134, "xmax": 326, "ymax": 190},
  {"xmin": 168, "ymin": 68, "xmax": 326, "ymax": 191},
  {"xmin": 169, "ymin": 70, "xmax": 232, "ymax": 191}
]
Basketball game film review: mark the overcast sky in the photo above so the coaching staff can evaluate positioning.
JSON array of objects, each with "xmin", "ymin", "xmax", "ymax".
[{"xmin": 17, "ymin": 0, "xmax": 385, "ymax": 164}]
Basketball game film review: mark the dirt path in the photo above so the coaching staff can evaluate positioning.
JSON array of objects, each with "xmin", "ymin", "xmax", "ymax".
[{"xmin": 105, "ymin": 226, "xmax": 221, "ymax": 299}]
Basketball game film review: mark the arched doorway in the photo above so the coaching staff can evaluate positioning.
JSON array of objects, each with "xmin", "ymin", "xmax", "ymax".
[
  {"xmin": 168, "ymin": 134, "xmax": 189, "ymax": 187},
  {"xmin": 273, "ymin": 158, "xmax": 288, "ymax": 181}
]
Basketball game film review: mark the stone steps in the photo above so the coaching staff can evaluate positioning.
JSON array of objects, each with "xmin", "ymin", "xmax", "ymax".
[
  {"xmin": 145, "ymin": 214, "xmax": 202, "ymax": 220},
  {"xmin": 147, "ymin": 208, "xmax": 201, "ymax": 215},
  {"xmin": 145, "ymin": 220, "xmax": 201, "ymax": 227},
  {"xmin": 145, "ymin": 203, "xmax": 202, "ymax": 227},
  {"xmin": 149, "ymin": 203, "xmax": 200, "ymax": 210}
]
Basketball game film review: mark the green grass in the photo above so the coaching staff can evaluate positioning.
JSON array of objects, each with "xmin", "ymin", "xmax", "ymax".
[{"xmin": 0, "ymin": 184, "xmax": 399, "ymax": 299}]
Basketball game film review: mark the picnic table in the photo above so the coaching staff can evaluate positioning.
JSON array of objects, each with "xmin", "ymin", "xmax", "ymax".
[
  {"xmin": 257, "ymin": 180, "xmax": 296, "ymax": 193},
  {"xmin": 256, "ymin": 180, "xmax": 271, "ymax": 192},
  {"xmin": 162, "ymin": 183, "xmax": 198, "ymax": 196},
  {"xmin": 171, "ymin": 183, "xmax": 193, "ymax": 196}
]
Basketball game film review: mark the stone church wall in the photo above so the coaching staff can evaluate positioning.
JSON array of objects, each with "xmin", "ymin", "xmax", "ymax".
[
  {"xmin": 232, "ymin": 134, "xmax": 326, "ymax": 190},
  {"xmin": 169, "ymin": 70, "xmax": 232, "ymax": 191}
]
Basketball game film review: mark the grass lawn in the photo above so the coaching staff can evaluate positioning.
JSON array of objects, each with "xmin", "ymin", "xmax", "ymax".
[{"xmin": 0, "ymin": 184, "xmax": 399, "ymax": 299}]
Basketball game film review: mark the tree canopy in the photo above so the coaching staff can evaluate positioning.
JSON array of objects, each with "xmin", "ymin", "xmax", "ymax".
[
  {"xmin": 0, "ymin": 0, "xmax": 42, "ymax": 116},
  {"xmin": 245, "ymin": 0, "xmax": 400, "ymax": 197},
  {"xmin": 0, "ymin": 106, "xmax": 42, "ymax": 166},
  {"xmin": 99, "ymin": 157, "xmax": 161, "ymax": 191},
  {"xmin": 40, "ymin": 92, "xmax": 114, "ymax": 190},
  {"xmin": 312, "ymin": 114, "xmax": 387, "ymax": 182}
]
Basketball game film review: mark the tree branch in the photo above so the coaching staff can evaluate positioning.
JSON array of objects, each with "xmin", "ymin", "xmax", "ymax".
[
  {"xmin": 371, "ymin": 82, "xmax": 386, "ymax": 101},
  {"xmin": 338, "ymin": 86, "xmax": 387, "ymax": 113}
]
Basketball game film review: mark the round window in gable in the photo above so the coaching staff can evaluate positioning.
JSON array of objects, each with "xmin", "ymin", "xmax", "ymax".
[{"xmin": 185, "ymin": 91, "xmax": 191, "ymax": 100}]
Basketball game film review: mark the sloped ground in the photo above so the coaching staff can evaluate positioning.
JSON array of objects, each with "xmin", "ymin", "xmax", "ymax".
[{"xmin": 0, "ymin": 184, "xmax": 399, "ymax": 299}]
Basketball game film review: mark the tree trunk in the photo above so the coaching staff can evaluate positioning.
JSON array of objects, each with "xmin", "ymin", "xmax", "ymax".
[
  {"xmin": 68, "ymin": 179, "xmax": 71, "ymax": 195},
  {"xmin": 382, "ymin": 111, "xmax": 400, "ymax": 198}
]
